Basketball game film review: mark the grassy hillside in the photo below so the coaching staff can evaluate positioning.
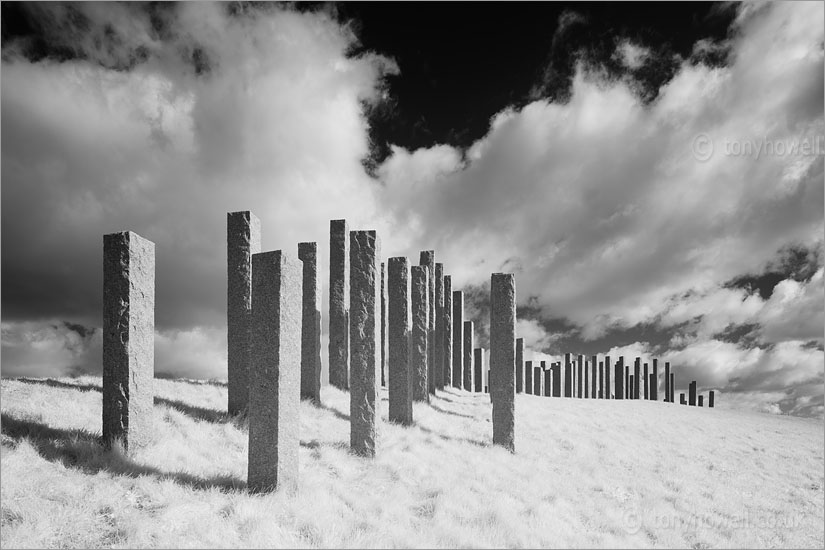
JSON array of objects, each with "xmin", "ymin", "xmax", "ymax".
[{"xmin": 1, "ymin": 376, "xmax": 823, "ymax": 548}]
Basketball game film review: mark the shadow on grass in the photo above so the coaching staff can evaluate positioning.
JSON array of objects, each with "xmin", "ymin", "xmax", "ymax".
[
  {"xmin": 429, "ymin": 403, "xmax": 475, "ymax": 419},
  {"xmin": 0, "ymin": 412, "xmax": 245, "ymax": 492},
  {"xmin": 316, "ymin": 402, "xmax": 350, "ymax": 422},
  {"xmin": 416, "ymin": 424, "xmax": 489, "ymax": 448},
  {"xmin": 14, "ymin": 378, "xmax": 101, "ymax": 393}
]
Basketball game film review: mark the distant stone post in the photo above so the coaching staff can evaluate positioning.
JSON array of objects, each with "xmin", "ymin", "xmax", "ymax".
[
  {"xmin": 525, "ymin": 360, "xmax": 533, "ymax": 395},
  {"xmin": 490, "ymin": 272, "xmax": 515, "ymax": 452},
  {"xmin": 227, "ymin": 211, "xmax": 261, "ymax": 415},
  {"xmin": 463, "ymin": 321, "xmax": 474, "ymax": 391},
  {"xmin": 605, "ymin": 356, "xmax": 611, "ymax": 399},
  {"xmin": 680, "ymin": 393, "xmax": 686, "ymax": 405},
  {"xmin": 443, "ymin": 276, "xmax": 453, "ymax": 388},
  {"xmin": 651, "ymin": 359, "xmax": 659, "ymax": 400},
  {"xmin": 298, "ymin": 242, "xmax": 322, "ymax": 404},
  {"xmin": 474, "ymin": 348, "xmax": 484, "ymax": 393},
  {"xmin": 103, "ymin": 231, "xmax": 154, "ymax": 453},
  {"xmin": 452, "ymin": 290, "xmax": 464, "ymax": 389},
  {"xmin": 664, "ymin": 362, "xmax": 671, "ymax": 402},
  {"xmin": 643, "ymin": 362, "xmax": 649, "ymax": 400},
  {"xmin": 598, "ymin": 361, "xmax": 604, "ymax": 398},
  {"xmin": 248, "ymin": 250, "xmax": 301, "ymax": 493},
  {"xmin": 564, "ymin": 353, "xmax": 572, "ymax": 397},
  {"xmin": 411, "ymin": 266, "xmax": 429, "ymax": 402},
  {"xmin": 591, "ymin": 355, "xmax": 597, "ymax": 398},
  {"xmin": 349, "ymin": 231, "xmax": 381, "ymax": 457},
  {"xmin": 381, "ymin": 262, "xmax": 388, "ymax": 388},
  {"xmin": 584, "ymin": 360, "xmax": 589, "ymax": 398},
  {"xmin": 540, "ymin": 361, "xmax": 549, "ymax": 397},
  {"xmin": 434, "ymin": 263, "xmax": 444, "ymax": 390},
  {"xmin": 419, "ymin": 251, "xmax": 435, "ymax": 394},
  {"xmin": 689, "ymin": 381, "xmax": 697, "ymax": 406},
  {"xmin": 625, "ymin": 365, "xmax": 630, "ymax": 398},
  {"xmin": 629, "ymin": 374, "xmax": 634, "ymax": 399},
  {"xmin": 614, "ymin": 357, "xmax": 623, "ymax": 400},
  {"xmin": 670, "ymin": 372, "xmax": 675, "ymax": 403},
  {"xmin": 698, "ymin": 395, "xmax": 704, "ymax": 407},
  {"xmin": 634, "ymin": 357, "xmax": 641, "ymax": 399},
  {"xmin": 577, "ymin": 354, "xmax": 584, "ymax": 398},
  {"xmin": 533, "ymin": 364, "xmax": 541, "ymax": 395},
  {"xmin": 515, "ymin": 338, "xmax": 524, "ymax": 393},
  {"xmin": 709, "ymin": 390, "xmax": 715, "ymax": 408},
  {"xmin": 388, "ymin": 257, "xmax": 413, "ymax": 425},
  {"xmin": 329, "ymin": 219, "xmax": 349, "ymax": 390}
]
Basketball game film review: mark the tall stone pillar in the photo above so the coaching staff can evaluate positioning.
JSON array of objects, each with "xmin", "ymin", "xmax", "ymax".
[
  {"xmin": 533, "ymin": 364, "xmax": 541, "ymax": 395},
  {"xmin": 515, "ymin": 338, "xmax": 524, "ymax": 394},
  {"xmin": 411, "ymin": 266, "xmax": 429, "ymax": 402},
  {"xmin": 614, "ymin": 356, "xmax": 624, "ymax": 400},
  {"xmin": 584, "ymin": 359, "xmax": 589, "ymax": 398},
  {"xmin": 664, "ymin": 361, "xmax": 671, "ymax": 402},
  {"xmin": 605, "ymin": 355, "xmax": 611, "ymax": 399},
  {"xmin": 474, "ymin": 348, "xmax": 483, "ymax": 392},
  {"xmin": 227, "ymin": 211, "xmax": 261, "ymax": 415},
  {"xmin": 634, "ymin": 357, "xmax": 641, "ymax": 400},
  {"xmin": 349, "ymin": 231, "xmax": 381, "ymax": 457},
  {"xmin": 651, "ymin": 359, "xmax": 659, "ymax": 400},
  {"xmin": 443, "ymin": 276, "xmax": 453, "ymax": 388},
  {"xmin": 698, "ymin": 395, "xmax": 704, "ymax": 407},
  {"xmin": 463, "ymin": 321, "xmax": 474, "ymax": 391},
  {"xmin": 625, "ymin": 365, "xmax": 630, "ymax": 398},
  {"xmin": 434, "ymin": 263, "xmax": 445, "ymax": 390},
  {"xmin": 552, "ymin": 362, "xmax": 561, "ymax": 397},
  {"xmin": 525, "ymin": 360, "xmax": 533, "ymax": 395},
  {"xmin": 709, "ymin": 391, "xmax": 715, "ymax": 408},
  {"xmin": 643, "ymin": 363, "xmax": 649, "ymax": 400},
  {"xmin": 564, "ymin": 353, "xmax": 572, "ymax": 397},
  {"xmin": 490, "ymin": 273, "xmax": 515, "ymax": 452},
  {"xmin": 248, "ymin": 250, "xmax": 301, "ymax": 493},
  {"xmin": 670, "ymin": 372, "xmax": 675, "ymax": 403},
  {"xmin": 388, "ymin": 257, "xmax": 412, "ymax": 425},
  {"xmin": 689, "ymin": 381, "xmax": 697, "ymax": 406},
  {"xmin": 598, "ymin": 360, "xmax": 604, "ymax": 398},
  {"xmin": 381, "ymin": 262, "xmax": 388, "ymax": 388},
  {"xmin": 591, "ymin": 355, "xmax": 597, "ymax": 398},
  {"xmin": 541, "ymin": 361, "xmax": 550, "ymax": 397},
  {"xmin": 577, "ymin": 354, "xmax": 584, "ymax": 398},
  {"xmin": 103, "ymin": 231, "xmax": 154, "ymax": 453},
  {"xmin": 298, "ymin": 242, "xmax": 322, "ymax": 404},
  {"xmin": 680, "ymin": 393, "xmax": 686, "ymax": 405},
  {"xmin": 328, "ymin": 219, "xmax": 349, "ymax": 390},
  {"xmin": 452, "ymin": 290, "xmax": 463, "ymax": 389},
  {"xmin": 419, "ymin": 251, "xmax": 435, "ymax": 394}
]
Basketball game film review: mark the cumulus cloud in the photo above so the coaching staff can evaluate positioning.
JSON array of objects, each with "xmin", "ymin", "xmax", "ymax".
[{"xmin": 614, "ymin": 40, "xmax": 650, "ymax": 69}]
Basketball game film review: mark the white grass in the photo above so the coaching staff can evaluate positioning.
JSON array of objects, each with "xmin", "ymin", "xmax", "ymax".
[{"xmin": 1, "ymin": 376, "xmax": 823, "ymax": 548}]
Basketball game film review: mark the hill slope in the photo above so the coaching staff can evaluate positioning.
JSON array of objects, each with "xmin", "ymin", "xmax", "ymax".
[{"xmin": 1, "ymin": 376, "xmax": 823, "ymax": 548}]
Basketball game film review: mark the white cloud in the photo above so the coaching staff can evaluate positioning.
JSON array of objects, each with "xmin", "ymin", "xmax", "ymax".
[
  {"xmin": 614, "ymin": 40, "xmax": 650, "ymax": 69},
  {"xmin": 757, "ymin": 268, "xmax": 824, "ymax": 344}
]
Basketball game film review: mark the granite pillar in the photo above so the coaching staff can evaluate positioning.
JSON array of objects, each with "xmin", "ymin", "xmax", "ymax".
[
  {"xmin": 388, "ymin": 257, "xmax": 412, "ymax": 425},
  {"xmin": 298, "ymin": 242, "xmax": 322, "ymax": 404},
  {"xmin": 463, "ymin": 320, "xmax": 474, "ymax": 391},
  {"xmin": 452, "ymin": 290, "xmax": 463, "ymax": 389},
  {"xmin": 411, "ymin": 265, "xmax": 429, "ymax": 402},
  {"xmin": 490, "ymin": 272, "xmax": 515, "ymax": 452},
  {"xmin": 328, "ymin": 219, "xmax": 349, "ymax": 390}
]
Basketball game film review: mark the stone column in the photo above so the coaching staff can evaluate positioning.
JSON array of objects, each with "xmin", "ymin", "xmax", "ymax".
[
  {"xmin": 349, "ymin": 230, "xmax": 381, "ymax": 457},
  {"xmin": 564, "ymin": 353, "xmax": 572, "ymax": 397},
  {"xmin": 443, "ymin": 276, "xmax": 453, "ymax": 388},
  {"xmin": 651, "ymin": 359, "xmax": 659, "ymax": 401},
  {"xmin": 434, "ymin": 263, "xmax": 445, "ymax": 390},
  {"xmin": 643, "ymin": 362, "xmax": 649, "ymax": 400},
  {"xmin": 630, "ymin": 375, "xmax": 635, "ymax": 399},
  {"xmin": 248, "ymin": 250, "xmax": 301, "ymax": 493},
  {"xmin": 542, "ymin": 361, "xmax": 550, "ymax": 397},
  {"xmin": 698, "ymin": 395, "xmax": 704, "ymax": 407},
  {"xmin": 103, "ymin": 231, "xmax": 154, "ymax": 453},
  {"xmin": 411, "ymin": 266, "xmax": 429, "ymax": 402},
  {"xmin": 664, "ymin": 362, "xmax": 671, "ymax": 402},
  {"xmin": 525, "ymin": 360, "xmax": 533, "ymax": 395},
  {"xmin": 584, "ymin": 359, "xmax": 589, "ymax": 398},
  {"xmin": 298, "ymin": 242, "xmax": 322, "ymax": 404},
  {"xmin": 680, "ymin": 393, "xmax": 686, "ymax": 405},
  {"xmin": 381, "ymin": 262, "xmax": 388, "ymax": 388},
  {"xmin": 463, "ymin": 320, "xmax": 474, "ymax": 391},
  {"xmin": 553, "ymin": 363, "xmax": 561, "ymax": 397},
  {"xmin": 634, "ymin": 358, "xmax": 641, "ymax": 400},
  {"xmin": 533, "ymin": 364, "xmax": 541, "ymax": 395},
  {"xmin": 614, "ymin": 357, "xmax": 623, "ymax": 400},
  {"xmin": 474, "ymin": 348, "xmax": 483, "ymax": 393},
  {"xmin": 605, "ymin": 356, "xmax": 611, "ymax": 399},
  {"xmin": 490, "ymin": 272, "xmax": 515, "ymax": 452},
  {"xmin": 689, "ymin": 381, "xmax": 697, "ymax": 406},
  {"xmin": 625, "ymin": 365, "xmax": 630, "ymax": 398},
  {"xmin": 328, "ymin": 219, "xmax": 349, "ymax": 390},
  {"xmin": 670, "ymin": 372, "xmax": 675, "ymax": 403},
  {"xmin": 452, "ymin": 290, "xmax": 463, "ymax": 389},
  {"xmin": 419, "ymin": 251, "xmax": 435, "ymax": 394},
  {"xmin": 388, "ymin": 257, "xmax": 412, "ymax": 425},
  {"xmin": 591, "ymin": 355, "xmax": 597, "ymax": 399},
  {"xmin": 598, "ymin": 360, "xmax": 604, "ymax": 398},
  {"xmin": 515, "ymin": 338, "xmax": 524, "ymax": 394},
  {"xmin": 577, "ymin": 355, "xmax": 584, "ymax": 398},
  {"xmin": 227, "ymin": 211, "xmax": 261, "ymax": 415},
  {"xmin": 709, "ymin": 391, "xmax": 715, "ymax": 408}
]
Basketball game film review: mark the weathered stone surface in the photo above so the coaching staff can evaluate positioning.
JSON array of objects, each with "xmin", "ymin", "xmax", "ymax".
[
  {"xmin": 564, "ymin": 353, "xmax": 572, "ymax": 397},
  {"xmin": 388, "ymin": 257, "xmax": 412, "ymax": 425},
  {"xmin": 598, "ymin": 361, "xmax": 604, "ymax": 398},
  {"xmin": 614, "ymin": 356, "xmax": 623, "ymax": 400},
  {"xmin": 381, "ymin": 262, "xmax": 388, "ymax": 388},
  {"xmin": 515, "ymin": 338, "xmax": 524, "ymax": 393},
  {"xmin": 525, "ymin": 360, "xmax": 533, "ymax": 395},
  {"xmin": 474, "ymin": 348, "xmax": 483, "ymax": 392},
  {"xmin": 629, "ymin": 375, "xmax": 635, "ymax": 399},
  {"xmin": 709, "ymin": 390, "xmax": 715, "ymax": 408},
  {"xmin": 591, "ymin": 355, "xmax": 597, "ymax": 399},
  {"xmin": 434, "ymin": 263, "xmax": 445, "ymax": 390},
  {"xmin": 552, "ymin": 362, "xmax": 561, "ymax": 397},
  {"xmin": 577, "ymin": 355, "xmax": 584, "ymax": 398},
  {"xmin": 349, "ymin": 231, "xmax": 381, "ymax": 457},
  {"xmin": 443, "ymin": 276, "xmax": 453, "ymax": 388},
  {"xmin": 463, "ymin": 321, "xmax": 474, "ymax": 391},
  {"xmin": 542, "ymin": 361, "xmax": 550, "ymax": 397},
  {"xmin": 298, "ymin": 242, "xmax": 321, "ymax": 404},
  {"xmin": 652, "ymin": 359, "xmax": 659, "ymax": 400},
  {"xmin": 634, "ymin": 357, "xmax": 641, "ymax": 400},
  {"xmin": 103, "ymin": 231, "xmax": 154, "ymax": 453},
  {"xmin": 411, "ymin": 266, "xmax": 429, "ymax": 402},
  {"xmin": 625, "ymin": 366, "xmax": 630, "ymax": 398},
  {"xmin": 452, "ymin": 290, "xmax": 463, "ymax": 389},
  {"xmin": 419, "ymin": 251, "xmax": 435, "ymax": 394},
  {"xmin": 490, "ymin": 273, "xmax": 515, "ymax": 452},
  {"xmin": 698, "ymin": 395, "xmax": 704, "ymax": 407},
  {"xmin": 533, "ymin": 364, "xmax": 541, "ymax": 396},
  {"xmin": 329, "ymin": 220, "xmax": 349, "ymax": 390},
  {"xmin": 643, "ymin": 362, "xmax": 649, "ymax": 400},
  {"xmin": 248, "ymin": 250, "xmax": 301, "ymax": 493},
  {"xmin": 604, "ymin": 356, "xmax": 611, "ymax": 399},
  {"xmin": 670, "ymin": 372, "xmax": 675, "ymax": 403},
  {"xmin": 689, "ymin": 380, "xmax": 697, "ymax": 406},
  {"xmin": 227, "ymin": 211, "xmax": 261, "ymax": 415},
  {"xmin": 680, "ymin": 393, "xmax": 686, "ymax": 405},
  {"xmin": 664, "ymin": 361, "xmax": 671, "ymax": 402}
]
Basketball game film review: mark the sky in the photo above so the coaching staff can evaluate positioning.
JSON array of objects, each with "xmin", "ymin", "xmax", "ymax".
[{"xmin": 1, "ymin": 2, "xmax": 823, "ymax": 418}]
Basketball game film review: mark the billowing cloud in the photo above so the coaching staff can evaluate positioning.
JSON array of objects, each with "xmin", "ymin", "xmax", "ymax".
[{"xmin": 614, "ymin": 40, "xmax": 650, "ymax": 69}]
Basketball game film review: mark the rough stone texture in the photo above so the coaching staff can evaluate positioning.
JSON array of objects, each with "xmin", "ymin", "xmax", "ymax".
[
  {"xmin": 490, "ymin": 273, "xmax": 515, "ymax": 452},
  {"xmin": 584, "ymin": 360, "xmax": 589, "ymax": 398},
  {"xmin": 388, "ymin": 257, "xmax": 412, "ymax": 425},
  {"xmin": 665, "ymin": 362, "xmax": 671, "ymax": 402},
  {"xmin": 564, "ymin": 353, "xmax": 572, "ymax": 397},
  {"xmin": 434, "ymin": 263, "xmax": 445, "ymax": 390},
  {"xmin": 542, "ymin": 361, "xmax": 550, "ymax": 397},
  {"xmin": 643, "ymin": 363, "xmax": 649, "ymax": 400},
  {"xmin": 577, "ymin": 355, "xmax": 583, "ymax": 398},
  {"xmin": 533, "ymin": 365, "xmax": 541, "ymax": 396},
  {"xmin": 614, "ymin": 357, "xmax": 623, "ymax": 400},
  {"xmin": 419, "ymin": 251, "xmax": 435, "ymax": 394},
  {"xmin": 298, "ymin": 242, "xmax": 321, "ymax": 404},
  {"xmin": 443, "ymin": 277, "xmax": 453, "ymax": 388},
  {"xmin": 634, "ymin": 358, "xmax": 641, "ymax": 400},
  {"xmin": 598, "ymin": 361, "xmax": 604, "ymax": 398},
  {"xmin": 625, "ymin": 367, "xmax": 630, "ymax": 398},
  {"xmin": 604, "ymin": 356, "xmax": 611, "ymax": 399},
  {"xmin": 463, "ymin": 321, "xmax": 474, "ymax": 391},
  {"xmin": 474, "ymin": 348, "xmax": 483, "ymax": 392},
  {"xmin": 698, "ymin": 395, "xmax": 704, "ymax": 407},
  {"xmin": 652, "ymin": 359, "xmax": 659, "ymax": 401},
  {"xmin": 515, "ymin": 338, "xmax": 524, "ymax": 394},
  {"xmin": 525, "ymin": 360, "xmax": 533, "ymax": 395},
  {"xmin": 591, "ymin": 355, "xmax": 597, "ymax": 399},
  {"xmin": 680, "ymin": 393, "xmax": 686, "ymax": 405},
  {"xmin": 689, "ymin": 381, "xmax": 697, "ymax": 406},
  {"xmin": 103, "ymin": 231, "xmax": 154, "ymax": 453},
  {"xmin": 381, "ymin": 262, "xmax": 388, "ymax": 388},
  {"xmin": 670, "ymin": 372, "xmax": 675, "ymax": 403},
  {"xmin": 329, "ymin": 220, "xmax": 349, "ymax": 390},
  {"xmin": 709, "ymin": 390, "xmax": 715, "ymax": 408},
  {"xmin": 248, "ymin": 250, "xmax": 301, "ymax": 493},
  {"xmin": 349, "ymin": 231, "xmax": 381, "ymax": 457},
  {"xmin": 452, "ymin": 291, "xmax": 463, "ymax": 389},
  {"xmin": 552, "ymin": 363, "xmax": 561, "ymax": 397},
  {"xmin": 411, "ymin": 266, "xmax": 429, "ymax": 402},
  {"xmin": 629, "ymin": 375, "xmax": 635, "ymax": 400},
  {"xmin": 227, "ymin": 211, "xmax": 261, "ymax": 415}
]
